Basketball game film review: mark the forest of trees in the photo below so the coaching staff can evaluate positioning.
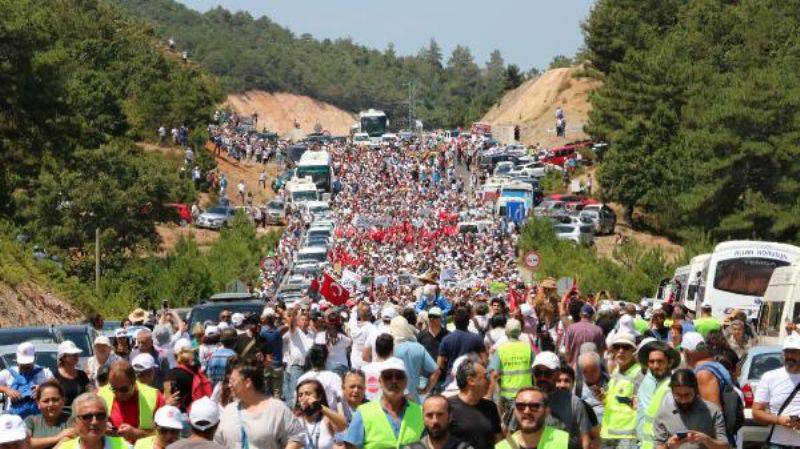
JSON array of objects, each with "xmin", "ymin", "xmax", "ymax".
[
  {"xmin": 112, "ymin": 0, "xmax": 528, "ymax": 129},
  {"xmin": 584, "ymin": 0, "xmax": 800, "ymax": 243}
]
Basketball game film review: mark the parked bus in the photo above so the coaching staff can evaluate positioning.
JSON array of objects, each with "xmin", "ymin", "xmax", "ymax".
[
  {"xmin": 359, "ymin": 109, "xmax": 388, "ymax": 139},
  {"xmin": 758, "ymin": 261, "xmax": 800, "ymax": 344},
  {"xmin": 296, "ymin": 150, "xmax": 332, "ymax": 192},
  {"xmin": 703, "ymin": 241, "xmax": 800, "ymax": 320},
  {"xmin": 683, "ymin": 253, "xmax": 711, "ymax": 312}
]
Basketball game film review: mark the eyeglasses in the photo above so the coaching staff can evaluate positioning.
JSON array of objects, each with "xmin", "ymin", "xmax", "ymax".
[
  {"xmin": 514, "ymin": 402, "xmax": 544, "ymax": 412},
  {"xmin": 77, "ymin": 412, "xmax": 107, "ymax": 422}
]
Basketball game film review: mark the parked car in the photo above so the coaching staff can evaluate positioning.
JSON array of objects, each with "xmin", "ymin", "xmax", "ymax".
[
  {"xmin": 295, "ymin": 247, "xmax": 329, "ymax": 266},
  {"xmin": 493, "ymin": 161, "xmax": 515, "ymax": 177},
  {"xmin": 579, "ymin": 208, "xmax": 616, "ymax": 235},
  {"xmin": 195, "ymin": 205, "xmax": 236, "ymax": 230},
  {"xmin": 302, "ymin": 201, "xmax": 331, "ymax": 222},
  {"xmin": 553, "ymin": 223, "xmax": 595, "ymax": 246},
  {"xmin": 187, "ymin": 294, "xmax": 264, "ymax": 330},
  {"xmin": 739, "ymin": 345, "xmax": 783, "ymax": 447},
  {"xmin": 0, "ymin": 327, "xmax": 59, "ymax": 346},
  {"xmin": 0, "ymin": 343, "xmax": 59, "ymax": 373},
  {"xmin": 265, "ymin": 199, "xmax": 286, "ymax": 225},
  {"xmin": 54, "ymin": 325, "xmax": 97, "ymax": 365},
  {"xmin": 533, "ymin": 200, "xmax": 566, "ymax": 217}
]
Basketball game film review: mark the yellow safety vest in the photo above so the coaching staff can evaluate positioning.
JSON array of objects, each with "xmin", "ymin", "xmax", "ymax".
[
  {"xmin": 494, "ymin": 427, "xmax": 569, "ymax": 449},
  {"xmin": 133, "ymin": 436, "xmax": 157, "ymax": 449},
  {"xmin": 600, "ymin": 363, "xmax": 642, "ymax": 440},
  {"xmin": 640, "ymin": 379, "xmax": 672, "ymax": 449},
  {"xmin": 98, "ymin": 381, "xmax": 159, "ymax": 431},
  {"xmin": 359, "ymin": 400, "xmax": 424, "ymax": 449},
  {"xmin": 496, "ymin": 340, "xmax": 532, "ymax": 399},
  {"xmin": 57, "ymin": 436, "xmax": 128, "ymax": 449}
]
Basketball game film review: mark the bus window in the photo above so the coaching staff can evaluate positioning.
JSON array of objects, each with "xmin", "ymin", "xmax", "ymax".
[
  {"xmin": 713, "ymin": 258, "xmax": 789, "ymax": 296},
  {"xmin": 758, "ymin": 301, "xmax": 785, "ymax": 338}
]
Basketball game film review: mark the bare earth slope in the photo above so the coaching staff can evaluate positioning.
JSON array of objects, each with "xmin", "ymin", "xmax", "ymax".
[
  {"xmin": 225, "ymin": 91, "xmax": 356, "ymax": 136},
  {"xmin": 481, "ymin": 67, "xmax": 602, "ymax": 147}
]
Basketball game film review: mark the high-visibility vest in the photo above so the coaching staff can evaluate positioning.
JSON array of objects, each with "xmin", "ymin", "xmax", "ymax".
[
  {"xmin": 494, "ymin": 427, "xmax": 569, "ymax": 449},
  {"xmin": 640, "ymin": 379, "xmax": 672, "ymax": 449},
  {"xmin": 57, "ymin": 436, "xmax": 128, "ymax": 449},
  {"xmin": 359, "ymin": 400, "xmax": 424, "ymax": 449},
  {"xmin": 600, "ymin": 363, "xmax": 642, "ymax": 440},
  {"xmin": 98, "ymin": 381, "xmax": 159, "ymax": 430},
  {"xmin": 133, "ymin": 436, "xmax": 156, "ymax": 449},
  {"xmin": 496, "ymin": 340, "xmax": 532, "ymax": 399}
]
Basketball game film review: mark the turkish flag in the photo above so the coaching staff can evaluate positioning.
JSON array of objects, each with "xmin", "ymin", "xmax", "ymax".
[{"xmin": 320, "ymin": 273, "xmax": 350, "ymax": 306}]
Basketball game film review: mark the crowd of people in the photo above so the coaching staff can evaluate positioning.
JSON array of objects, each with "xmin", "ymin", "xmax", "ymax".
[{"xmin": 1, "ymin": 122, "xmax": 800, "ymax": 449}]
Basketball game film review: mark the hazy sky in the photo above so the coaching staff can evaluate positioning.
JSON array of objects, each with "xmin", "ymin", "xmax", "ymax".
[{"xmin": 179, "ymin": 0, "xmax": 596, "ymax": 71}]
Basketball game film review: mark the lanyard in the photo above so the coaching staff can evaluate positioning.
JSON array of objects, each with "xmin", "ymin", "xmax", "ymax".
[
  {"xmin": 237, "ymin": 404, "xmax": 249, "ymax": 449},
  {"xmin": 304, "ymin": 419, "xmax": 321, "ymax": 449}
]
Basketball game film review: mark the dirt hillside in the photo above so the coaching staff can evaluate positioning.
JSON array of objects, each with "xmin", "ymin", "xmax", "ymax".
[
  {"xmin": 225, "ymin": 91, "xmax": 356, "ymax": 136},
  {"xmin": 481, "ymin": 67, "xmax": 602, "ymax": 148},
  {"xmin": 0, "ymin": 283, "xmax": 83, "ymax": 326}
]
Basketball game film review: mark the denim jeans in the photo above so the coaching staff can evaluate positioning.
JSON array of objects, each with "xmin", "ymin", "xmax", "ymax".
[{"xmin": 283, "ymin": 364, "xmax": 305, "ymax": 408}]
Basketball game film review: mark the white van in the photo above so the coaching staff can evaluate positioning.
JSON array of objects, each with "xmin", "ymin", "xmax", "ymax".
[{"xmin": 758, "ymin": 262, "xmax": 800, "ymax": 344}]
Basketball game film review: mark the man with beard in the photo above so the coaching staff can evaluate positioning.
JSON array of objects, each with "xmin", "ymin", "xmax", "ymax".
[
  {"xmin": 753, "ymin": 333, "xmax": 800, "ymax": 448},
  {"xmin": 400, "ymin": 396, "xmax": 474, "ymax": 449},
  {"xmin": 343, "ymin": 359, "xmax": 424, "ymax": 449},
  {"xmin": 494, "ymin": 388, "xmax": 568, "ymax": 449},
  {"xmin": 637, "ymin": 340, "xmax": 681, "ymax": 449},
  {"xmin": 653, "ymin": 370, "xmax": 729, "ymax": 449}
]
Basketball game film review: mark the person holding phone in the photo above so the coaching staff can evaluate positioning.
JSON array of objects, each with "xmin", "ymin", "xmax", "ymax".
[
  {"xmin": 294, "ymin": 379, "xmax": 347, "ymax": 449},
  {"xmin": 653, "ymin": 370, "xmax": 729, "ymax": 449}
]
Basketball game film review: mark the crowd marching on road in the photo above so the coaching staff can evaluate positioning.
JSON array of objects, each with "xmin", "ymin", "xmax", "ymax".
[{"xmin": 1, "ymin": 114, "xmax": 800, "ymax": 449}]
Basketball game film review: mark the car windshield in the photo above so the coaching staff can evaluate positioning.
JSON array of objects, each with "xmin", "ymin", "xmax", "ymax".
[
  {"xmin": 189, "ymin": 303, "xmax": 264, "ymax": 329},
  {"xmin": 310, "ymin": 205, "xmax": 329, "ymax": 212},
  {"xmin": 554, "ymin": 225, "xmax": 575, "ymax": 233},
  {"xmin": 293, "ymin": 191, "xmax": 317, "ymax": 201},
  {"xmin": 749, "ymin": 352, "xmax": 784, "ymax": 380},
  {"xmin": 580, "ymin": 225, "xmax": 595, "ymax": 233},
  {"xmin": 0, "ymin": 332, "xmax": 57, "ymax": 346},
  {"xmin": 60, "ymin": 329, "xmax": 93, "ymax": 354},
  {"xmin": 268, "ymin": 201, "xmax": 283, "ymax": 209},
  {"xmin": 299, "ymin": 251, "xmax": 327, "ymax": 263},
  {"xmin": 207, "ymin": 207, "xmax": 229, "ymax": 215}
]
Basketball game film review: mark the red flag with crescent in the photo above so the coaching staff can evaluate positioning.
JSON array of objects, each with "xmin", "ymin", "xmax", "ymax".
[{"xmin": 320, "ymin": 273, "xmax": 350, "ymax": 306}]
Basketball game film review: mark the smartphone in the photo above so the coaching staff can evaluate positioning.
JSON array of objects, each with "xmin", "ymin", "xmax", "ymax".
[
  {"xmin": 676, "ymin": 431, "xmax": 688, "ymax": 439},
  {"xmin": 616, "ymin": 396, "xmax": 633, "ymax": 406}
]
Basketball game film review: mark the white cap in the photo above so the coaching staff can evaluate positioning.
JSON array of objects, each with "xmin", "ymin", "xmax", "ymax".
[
  {"xmin": 231, "ymin": 313, "xmax": 245, "ymax": 327},
  {"xmin": 428, "ymin": 307, "xmax": 443, "ymax": 317},
  {"xmin": 381, "ymin": 307, "xmax": 397, "ymax": 320},
  {"xmin": 217, "ymin": 322, "xmax": 230, "ymax": 331},
  {"xmin": 16, "ymin": 342, "xmax": 36, "ymax": 365},
  {"xmin": 261, "ymin": 307, "xmax": 276, "ymax": 318},
  {"xmin": 204, "ymin": 325, "xmax": 220, "ymax": 338},
  {"xmin": 0, "ymin": 414, "xmax": 27, "ymax": 444},
  {"xmin": 189, "ymin": 397, "xmax": 220, "ymax": 430},
  {"xmin": 57, "ymin": 341, "xmax": 83, "ymax": 358},
  {"xmin": 681, "ymin": 332, "xmax": 705, "ymax": 351},
  {"xmin": 154, "ymin": 405, "xmax": 183, "ymax": 430},
  {"xmin": 131, "ymin": 353, "xmax": 156, "ymax": 373},
  {"xmin": 532, "ymin": 351, "xmax": 560, "ymax": 370},
  {"xmin": 609, "ymin": 332, "xmax": 637, "ymax": 349},
  {"xmin": 173, "ymin": 338, "xmax": 194, "ymax": 354},
  {"xmin": 379, "ymin": 357, "xmax": 407, "ymax": 375},
  {"xmin": 783, "ymin": 333, "xmax": 800, "ymax": 351},
  {"xmin": 94, "ymin": 335, "xmax": 112, "ymax": 347},
  {"xmin": 114, "ymin": 328, "xmax": 128, "ymax": 339}
]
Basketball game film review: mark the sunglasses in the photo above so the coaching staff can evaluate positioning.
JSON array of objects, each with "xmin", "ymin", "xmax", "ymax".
[
  {"xmin": 533, "ymin": 369, "xmax": 554, "ymax": 377},
  {"xmin": 110, "ymin": 384, "xmax": 132, "ymax": 394},
  {"xmin": 78, "ymin": 412, "xmax": 107, "ymax": 422},
  {"xmin": 514, "ymin": 402, "xmax": 545, "ymax": 412},
  {"xmin": 611, "ymin": 344, "xmax": 633, "ymax": 352},
  {"xmin": 381, "ymin": 371, "xmax": 406, "ymax": 381}
]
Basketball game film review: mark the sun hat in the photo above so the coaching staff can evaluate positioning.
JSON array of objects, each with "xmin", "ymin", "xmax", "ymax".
[
  {"xmin": 638, "ymin": 339, "xmax": 681, "ymax": 369},
  {"xmin": 128, "ymin": 308, "xmax": 148, "ymax": 324},
  {"xmin": 57, "ymin": 341, "xmax": 83, "ymax": 358},
  {"xmin": 608, "ymin": 332, "xmax": 637, "ymax": 349}
]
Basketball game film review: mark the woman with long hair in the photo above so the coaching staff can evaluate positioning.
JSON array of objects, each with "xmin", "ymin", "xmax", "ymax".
[
  {"xmin": 294, "ymin": 379, "xmax": 346, "ymax": 449},
  {"xmin": 25, "ymin": 379, "xmax": 75, "ymax": 449},
  {"xmin": 53, "ymin": 341, "xmax": 91, "ymax": 408}
]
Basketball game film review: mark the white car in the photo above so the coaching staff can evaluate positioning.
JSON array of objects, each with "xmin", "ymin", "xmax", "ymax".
[
  {"xmin": 738, "ymin": 345, "xmax": 783, "ymax": 447},
  {"xmin": 553, "ymin": 223, "xmax": 595, "ymax": 246}
]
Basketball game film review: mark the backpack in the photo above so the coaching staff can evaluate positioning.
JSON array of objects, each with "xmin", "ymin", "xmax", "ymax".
[
  {"xmin": 176, "ymin": 365, "xmax": 212, "ymax": 407},
  {"xmin": 695, "ymin": 362, "xmax": 744, "ymax": 444}
]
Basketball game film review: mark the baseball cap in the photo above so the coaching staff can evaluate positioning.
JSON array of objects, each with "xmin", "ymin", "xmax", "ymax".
[
  {"xmin": 783, "ymin": 333, "xmax": 800, "ymax": 351},
  {"xmin": 57, "ymin": 341, "xmax": 83, "ymax": 358},
  {"xmin": 609, "ymin": 333, "xmax": 637, "ymax": 349},
  {"xmin": 173, "ymin": 338, "xmax": 194, "ymax": 354},
  {"xmin": 580, "ymin": 304, "xmax": 596, "ymax": 316},
  {"xmin": 379, "ymin": 357, "xmax": 407, "ymax": 375},
  {"xmin": 114, "ymin": 328, "xmax": 128, "ymax": 339},
  {"xmin": 0, "ymin": 414, "xmax": 27, "ymax": 444},
  {"xmin": 231, "ymin": 313, "xmax": 245, "ymax": 327},
  {"xmin": 189, "ymin": 397, "xmax": 220, "ymax": 431},
  {"xmin": 428, "ymin": 307, "xmax": 443, "ymax": 317},
  {"xmin": 204, "ymin": 325, "xmax": 220, "ymax": 338},
  {"xmin": 261, "ymin": 307, "xmax": 276, "ymax": 318},
  {"xmin": 532, "ymin": 351, "xmax": 560, "ymax": 370},
  {"xmin": 701, "ymin": 303, "xmax": 712, "ymax": 310},
  {"xmin": 94, "ymin": 335, "xmax": 112, "ymax": 347},
  {"xmin": 681, "ymin": 332, "xmax": 706, "ymax": 351},
  {"xmin": 131, "ymin": 353, "xmax": 156, "ymax": 373},
  {"xmin": 16, "ymin": 342, "xmax": 36, "ymax": 365},
  {"xmin": 381, "ymin": 307, "xmax": 397, "ymax": 320},
  {"xmin": 154, "ymin": 405, "xmax": 183, "ymax": 430}
]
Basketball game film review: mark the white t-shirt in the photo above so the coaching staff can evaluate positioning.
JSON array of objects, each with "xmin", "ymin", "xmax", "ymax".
[
  {"xmin": 302, "ymin": 418, "xmax": 336, "ymax": 449},
  {"xmin": 348, "ymin": 321, "xmax": 375, "ymax": 370},
  {"xmin": 0, "ymin": 366, "xmax": 54, "ymax": 411},
  {"xmin": 753, "ymin": 367, "xmax": 800, "ymax": 446},
  {"xmin": 364, "ymin": 323, "xmax": 391, "ymax": 361},
  {"xmin": 298, "ymin": 370, "xmax": 343, "ymax": 408},
  {"xmin": 314, "ymin": 332, "xmax": 351, "ymax": 371},
  {"xmin": 283, "ymin": 328, "xmax": 314, "ymax": 367}
]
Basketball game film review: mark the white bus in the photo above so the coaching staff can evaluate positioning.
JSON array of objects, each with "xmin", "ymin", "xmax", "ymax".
[
  {"xmin": 682, "ymin": 253, "xmax": 711, "ymax": 312},
  {"xmin": 359, "ymin": 109, "xmax": 388, "ymax": 143},
  {"xmin": 703, "ymin": 241, "xmax": 800, "ymax": 320},
  {"xmin": 758, "ymin": 261, "xmax": 800, "ymax": 344},
  {"xmin": 296, "ymin": 150, "xmax": 332, "ymax": 192}
]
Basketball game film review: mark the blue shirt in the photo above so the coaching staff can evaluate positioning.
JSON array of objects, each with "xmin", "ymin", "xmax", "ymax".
[
  {"xmin": 260, "ymin": 326, "xmax": 283, "ymax": 366},
  {"xmin": 439, "ymin": 330, "xmax": 485, "ymax": 373},
  {"xmin": 394, "ymin": 341, "xmax": 438, "ymax": 402},
  {"xmin": 205, "ymin": 348, "xmax": 236, "ymax": 385},
  {"xmin": 342, "ymin": 401, "xmax": 410, "ymax": 449}
]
